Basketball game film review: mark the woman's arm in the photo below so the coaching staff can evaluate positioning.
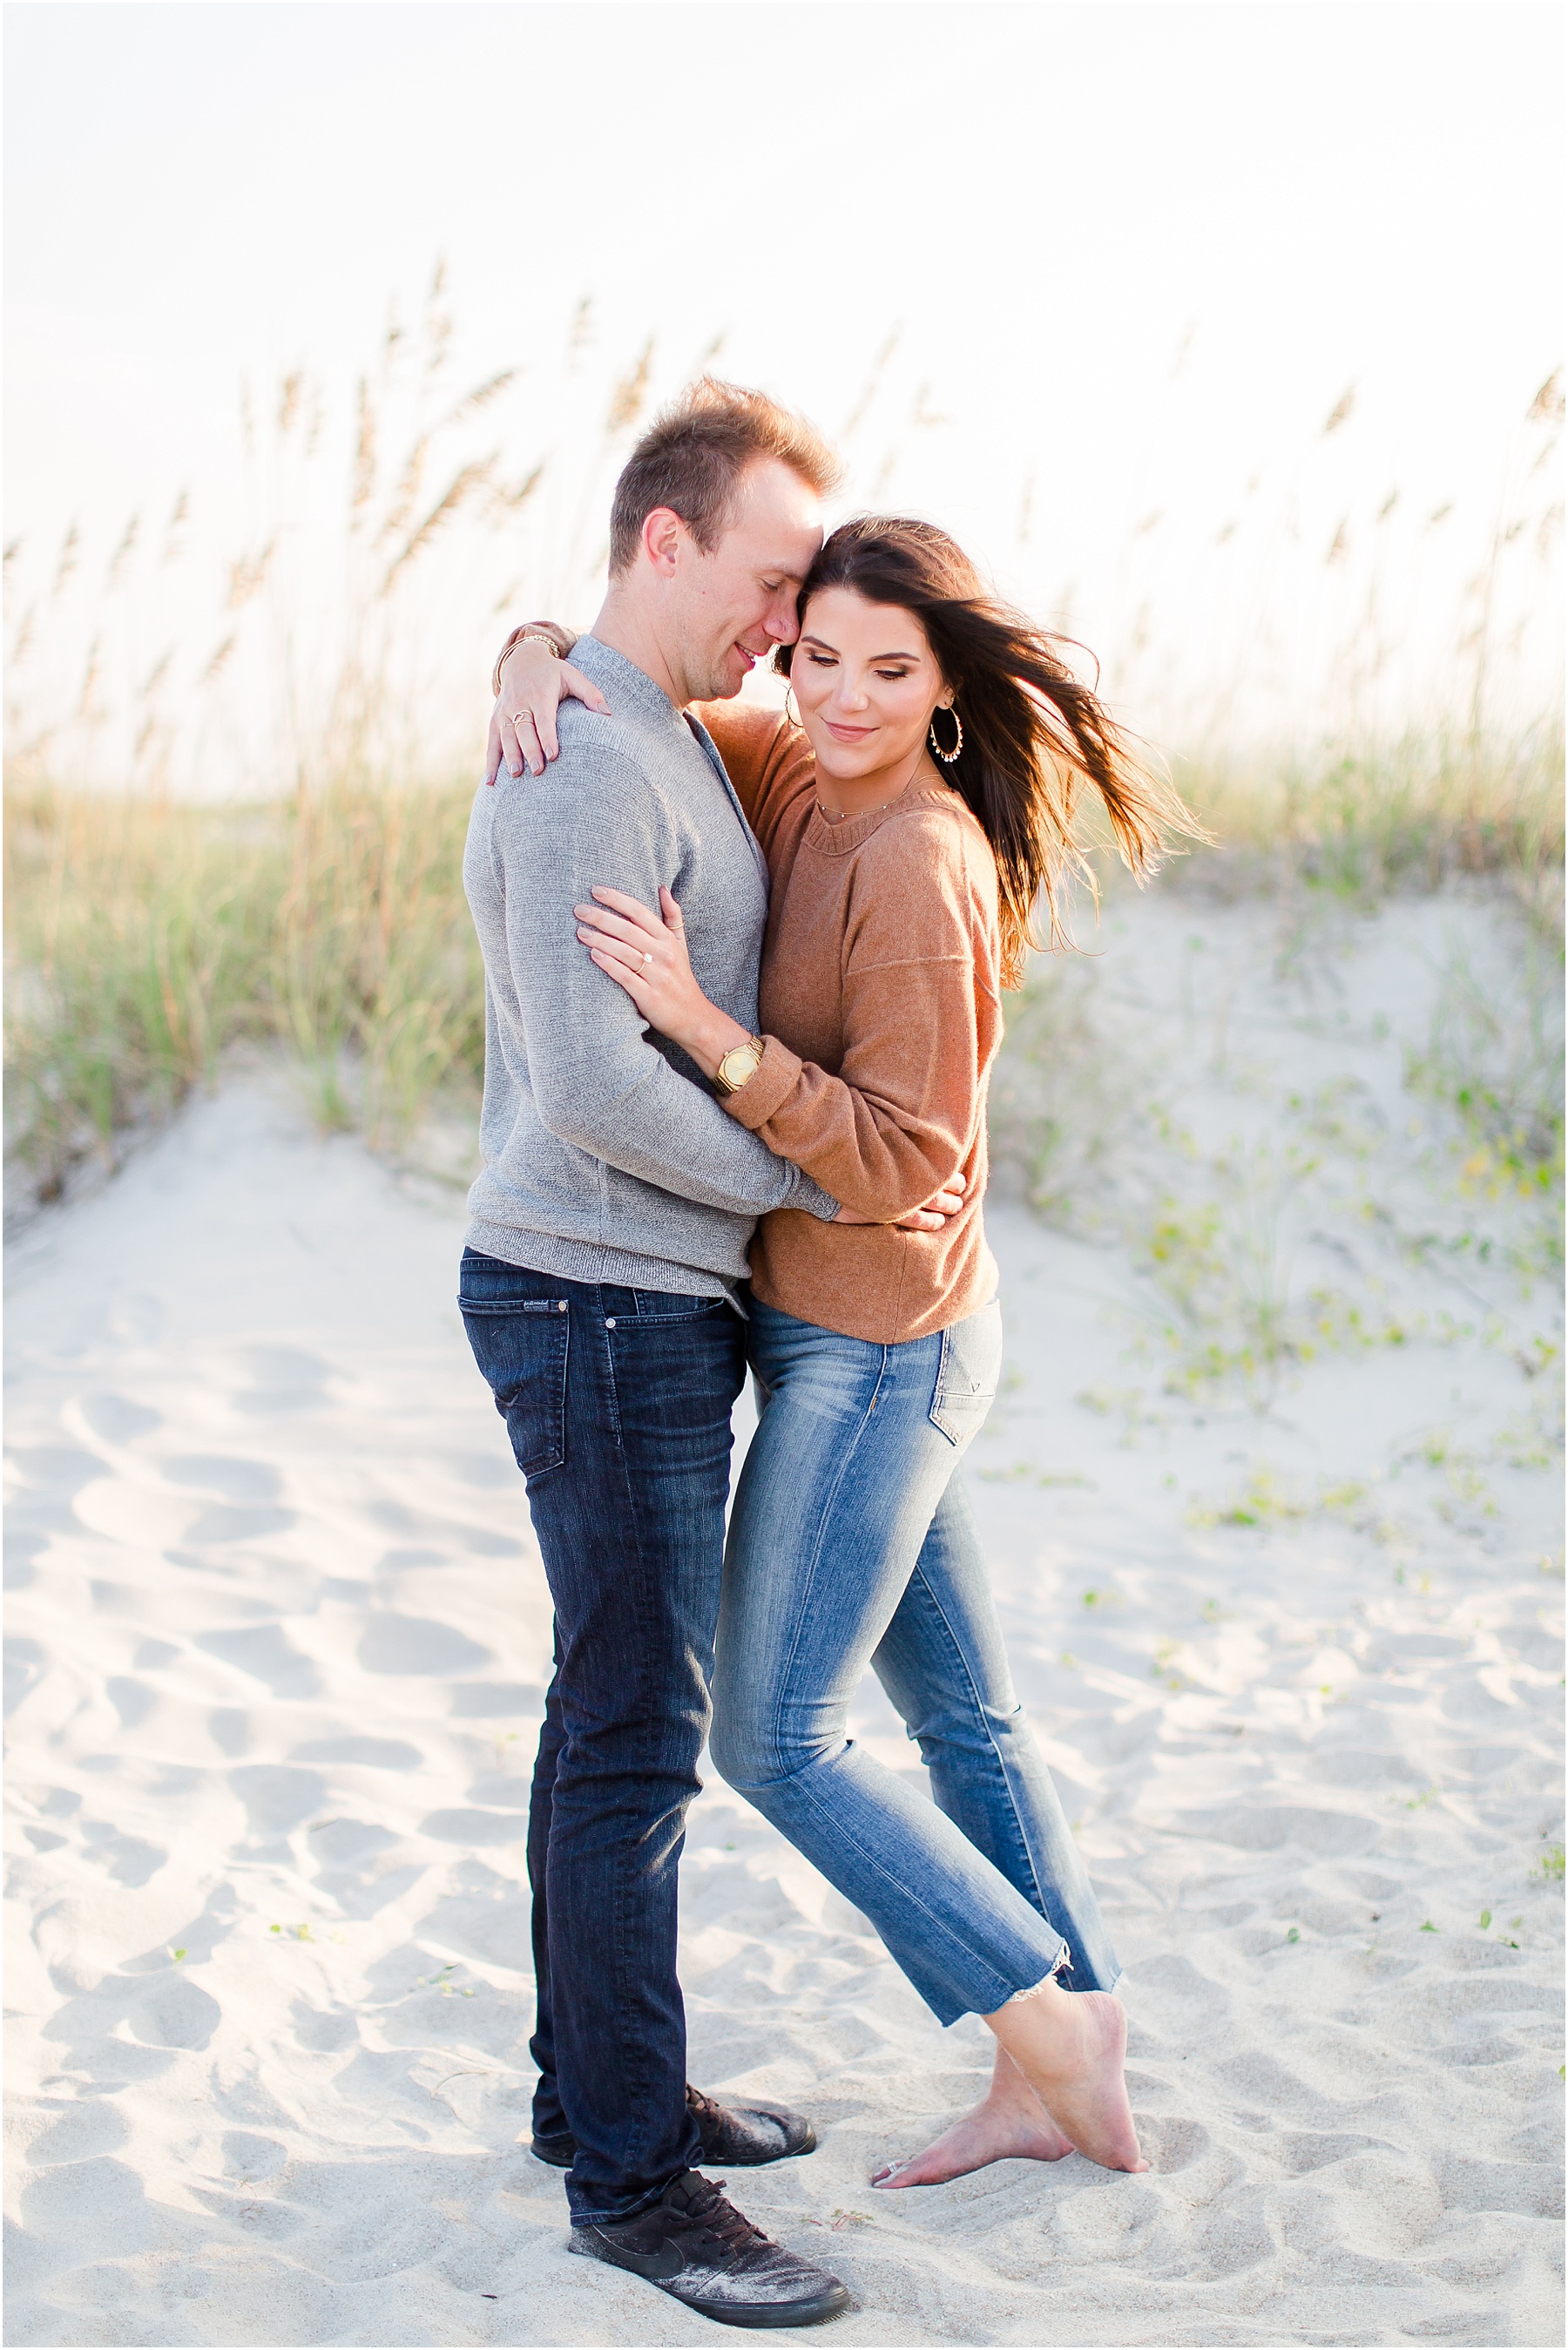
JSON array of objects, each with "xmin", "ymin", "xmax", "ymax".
[
  {"xmin": 574, "ymin": 825, "xmax": 997, "ymax": 1226},
  {"xmin": 485, "ymin": 624, "xmax": 605, "ymax": 783},
  {"xmin": 727, "ymin": 943, "xmax": 991, "ymax": 1222}
]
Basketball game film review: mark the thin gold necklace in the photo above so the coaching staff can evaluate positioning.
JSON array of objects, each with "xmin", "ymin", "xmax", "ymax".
[{"xmin": 815, "ymin": 743, "xmax": 930, "ymax": 826}]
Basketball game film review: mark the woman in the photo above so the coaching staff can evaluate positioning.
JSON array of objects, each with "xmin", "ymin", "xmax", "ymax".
[{"xmin": 493, "ymin": 518, "xmax": 1193, "ymax": 2184}]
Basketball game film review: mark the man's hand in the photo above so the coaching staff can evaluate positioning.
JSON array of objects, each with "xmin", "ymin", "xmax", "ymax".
[
  {"xmin": 834, "ymin": 1170, "xmax": 967, "ymax": 1232},
  {"xmin": 485, "ymin": 639, "xmax": 607, "ymax": 783}
]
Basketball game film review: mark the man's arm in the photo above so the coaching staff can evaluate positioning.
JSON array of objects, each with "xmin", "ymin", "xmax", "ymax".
[{"xmin": 493, "ymin": 754, "xmax": 838, "ymax": 1221}]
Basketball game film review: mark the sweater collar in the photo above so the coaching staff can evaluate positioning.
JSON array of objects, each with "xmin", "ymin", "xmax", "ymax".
[
  {"xmin": 570, "ymin": 633, "xmax": 687, "ymax": 731},
  {"xmin": 806, "ymin": 781, "xmax": 962, "ymax": 856},
  {"xmin": 571, "ymin": 635, "xmax": 770, "ymax": 891}
]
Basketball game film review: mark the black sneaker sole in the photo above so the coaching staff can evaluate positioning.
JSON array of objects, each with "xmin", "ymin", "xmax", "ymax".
[{"xmin": 568, "ymin": 2232, "xmax": 849, "ymax": 2330}]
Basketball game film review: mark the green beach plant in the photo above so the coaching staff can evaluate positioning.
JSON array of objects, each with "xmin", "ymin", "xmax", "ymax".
[{"xmin": 5, "ymin": 304, "xmax": 1562, "ymax": 1225}]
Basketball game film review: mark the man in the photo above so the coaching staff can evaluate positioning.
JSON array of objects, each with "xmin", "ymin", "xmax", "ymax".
[{"xmin": 460, "ymin": 381, "xmax": 850, "ymax": 2328}]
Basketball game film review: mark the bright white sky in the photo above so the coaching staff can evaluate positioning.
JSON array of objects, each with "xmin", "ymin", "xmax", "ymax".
[{"xmin": 6, "ymin": 0, "xmax": 1563, "ymax": 786}]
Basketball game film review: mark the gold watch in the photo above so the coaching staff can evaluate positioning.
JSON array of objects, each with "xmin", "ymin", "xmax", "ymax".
[{"xmin": 713, "ymin": 1035, "xmax": 765, "ymax": 1096}]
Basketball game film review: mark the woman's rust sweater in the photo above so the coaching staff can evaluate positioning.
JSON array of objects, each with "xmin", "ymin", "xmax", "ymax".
[{"xmin": 696, "ymin": 699, "xmax": 1003, "ymax": 1345}]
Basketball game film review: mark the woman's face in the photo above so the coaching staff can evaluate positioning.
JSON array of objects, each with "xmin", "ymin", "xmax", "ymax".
[{"xmin": 790, "ymin": 586, "xmax": 949, "ymax": 782}]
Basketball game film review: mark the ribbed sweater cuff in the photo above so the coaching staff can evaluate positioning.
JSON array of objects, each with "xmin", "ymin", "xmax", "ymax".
[{"xmin": 720, "ymin": 1033, "xmax": 802, "ymax": 1132}]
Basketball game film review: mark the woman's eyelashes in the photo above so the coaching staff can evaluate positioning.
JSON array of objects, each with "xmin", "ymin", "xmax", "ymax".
[{"xmin": 802, "ymin": 652, "xmax": 915, "ymax": 683}]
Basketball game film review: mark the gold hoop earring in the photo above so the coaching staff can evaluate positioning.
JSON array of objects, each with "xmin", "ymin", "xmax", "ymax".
[
  {"xmin": 929, "ymin": 704, "xmax": 963, "ymax": 762},
  {"xmin": 783, "ymin": 687, "xmax": 802, "ymax": 728}
]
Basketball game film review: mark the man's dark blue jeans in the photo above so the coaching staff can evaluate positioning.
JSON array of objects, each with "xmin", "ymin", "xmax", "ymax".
[{"xmin": 457, "ymin": 1248, "xmax": 747, "ymax": 2224}]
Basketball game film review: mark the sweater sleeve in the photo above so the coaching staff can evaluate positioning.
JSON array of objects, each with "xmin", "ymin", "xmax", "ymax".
[
  {"xmin": 694, "ymin": 700, "xmax": 816, "ymax": 859},
  {"xmin": 492, "ymin": 753, "xmax": 839, "ymax": 1220},
  {"xmin": 723, "ymin": 820, "xmax": 997, "ymax": 1222}
]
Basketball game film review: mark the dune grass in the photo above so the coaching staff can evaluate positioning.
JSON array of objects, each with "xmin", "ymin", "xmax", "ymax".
[
  {"xmin": 7, "ymin": 301, "xmax": 1559, "ymax": 1217},
  {"xmin": 3, "ymin": 775, "xmax": 482, "ymax": 1208},
  {"xmin": 5, "ymin": 727, "xmax": 1559, "ymax": 1218},
  {"xmin": 1171, "ymin": 725, "xmax": 1564, "ymax": 914}
]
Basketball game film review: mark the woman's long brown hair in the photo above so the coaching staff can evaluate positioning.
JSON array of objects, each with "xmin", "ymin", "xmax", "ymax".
[{"xmin": 777, "ymin": 516, "xmax": 1206, "ymax": 986}]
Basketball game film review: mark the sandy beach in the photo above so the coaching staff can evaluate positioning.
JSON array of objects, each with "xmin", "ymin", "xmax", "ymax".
[{"xmin": 5, "ymin": 891, "xmax": 1563, "ymax": 2348}]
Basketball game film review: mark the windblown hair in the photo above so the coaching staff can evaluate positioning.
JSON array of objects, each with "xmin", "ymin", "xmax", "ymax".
[
  {"xmin": 778, "ymin": 516, "xmax": 1206, "ymax": 985},
  {"xmin": 608, "ymin": 378, "xmax": 841, "ymax": 574}
]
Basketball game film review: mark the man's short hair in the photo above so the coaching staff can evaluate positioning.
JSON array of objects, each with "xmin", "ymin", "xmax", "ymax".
[{"xmin": 608, "ymin": 378, "xmax": 841, "ymax": 574}]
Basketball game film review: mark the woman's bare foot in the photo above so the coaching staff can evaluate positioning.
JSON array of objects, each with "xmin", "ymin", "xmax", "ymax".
[
  {"xmin": 872, "ymin": 2049, "xmax": 1072, "ymax": 2188},
  {"xmin": 984, "ymin": 1978, "xmax": 1147, "ymax": 2173}
]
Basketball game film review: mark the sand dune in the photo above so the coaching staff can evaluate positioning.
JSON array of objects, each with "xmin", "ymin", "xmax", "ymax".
[{"xmin": 5, "ymin": 895, "xmax": 1563, "ymax": 2347}]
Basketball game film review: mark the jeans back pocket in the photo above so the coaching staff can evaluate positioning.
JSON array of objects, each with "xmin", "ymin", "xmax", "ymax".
[
  {"xmin": 458, "ymin": 1262, "xmax": 571, "ymax": 1481},
  {"xmin": 929, "ymin": 1300, "xmax": 1003, "ymax": 1449}
]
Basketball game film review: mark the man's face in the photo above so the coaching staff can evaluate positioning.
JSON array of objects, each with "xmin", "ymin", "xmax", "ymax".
[{"xmin": 669, "ymin": 458, "xmax": 824, "ymax": 702}]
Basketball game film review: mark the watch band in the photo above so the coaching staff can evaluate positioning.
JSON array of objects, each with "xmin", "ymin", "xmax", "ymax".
[{"xmin": 713, "ymin": 1035, "xmax": 766, "ymax": 1097}]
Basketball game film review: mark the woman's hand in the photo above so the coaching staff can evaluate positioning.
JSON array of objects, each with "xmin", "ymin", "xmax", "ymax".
[
  {"xmin": 575, "ymin": 885, "xmax": 748, "ymax": 1074},
  {"xmin": 576, "ymin": 889, "xmax": 970, "ymax": 1232},
  {"xmin": 485, "ymin": 639, "xmax": 607, "ymax": 783},
  {"xmin": 835, "ymin": 1170, "xmax": 967, "ymax": 1232}
]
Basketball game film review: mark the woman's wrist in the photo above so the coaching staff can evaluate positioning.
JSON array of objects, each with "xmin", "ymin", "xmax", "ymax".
[
  {"xmin": 680, "ymin": 1004, "xmax": 752, "ymax": 1081},
  {"xmin": 492, "ymin": 620, "xmax": 578, "ymax": 695}
]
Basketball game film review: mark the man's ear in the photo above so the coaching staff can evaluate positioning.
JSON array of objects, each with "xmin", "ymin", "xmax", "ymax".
[{"xmin": 641, "ymin": 506, "xmax": 684, "ymax": 579}]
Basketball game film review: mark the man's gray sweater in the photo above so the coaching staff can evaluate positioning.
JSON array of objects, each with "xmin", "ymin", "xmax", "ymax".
[{"xmin": 463, "ymin": 634, "xmax": 838, "ymax": 1295}]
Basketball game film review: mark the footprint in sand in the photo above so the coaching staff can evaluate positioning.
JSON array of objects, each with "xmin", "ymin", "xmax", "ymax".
[
  {"xmin": 356, "ymin": 1613, "xmax": 491, "ymax": 1676},
  {"xmin": 26, "ymin": 2104, "xmax": 129, "ymax": 2165},
  {"xmin": 105, "ymin": 1674, "xmax": 158, "ymax": 1730},
  {"xmin": 229, "ymin": 1764, "xmax": 328, "ymax": 1837},
  {"xmin": 8, "ymin": 1446, "xmax": 106, "ymax": 1494},
  {"xmin": 229, "ymin": 1345, "xmax": 336, "ymax": 1415},
  {"xmin": 5, "ymin": 1636, "xmax": 47, "ymax": 1717},
  {"xmin": 292, "ymin": 1736, "xmax": 423, "ymax": 1769},
  {"xmin": 448, "ymin": 1682, "xmax": 539, "ymax": 1717},
  {"xmin": 368, "ymin": 1500, "xmax": 521, "ymax": 1558},
  {"xmin": 184, "ymin": 1503, "xmax": 297, "ymax": 1544},
  {"xmin": 125, "ymin": 1975, "xmax": 223, "ymax": 2053},
  {"xmin": 40, "ymin": 1970, "xmax": 220, "ymax": 2070},
  {"xmin": 161, "ymin": 1456, "xmax": 295, "ymax": 1545},
  {"xmin": 308, "ymin": 1818, "xmax": 399, "ymax": 1867},
  {"xmin": 207, "ymin": 1707, "xmax": 249, "ymax": 1757},
  {"xmin": 1178, "ymin": 1803, "xmax": 1383, "ymax": 1859},
  {"xmin": 291, "ymin": 2000, "xmax": 360, "ymax": 2053},
  {"xmin": 446, "ymin": 1451, "xmax": 516, "ymax": 1488},
  {"xmin": 165, "ymin": 1456, "xmax": 283, "ymax": 1503},
  {"xmin": 78, "ymin": 1394, "xmax": 163, "ymax": 1443},
  {"xmin": 5, "ymin": 1529, "xmax": 50, "ymax": 1590},
  {"xmin": 78, "ymin": 1819, "xmax": 167, "ymax": 1886},
  {"xmin": 419, "ymin": 1807, "xmax": 529, "ymax": 1845},
  {"xmin": 221, "ymin": 2131, "xmax": 287, "ymax": 2180},
  {"xmin": 19, "ymin": 2157, "xmax": 160, "ymax": 2262},
  {"xmin": 196, "ymin": 1625, "xmax": 321, "ymax": 1699}
]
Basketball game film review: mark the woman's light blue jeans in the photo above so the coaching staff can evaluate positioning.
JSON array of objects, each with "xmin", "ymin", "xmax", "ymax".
[{"xmin": 711, "ymin": 1296, "xmax": 1121, "ymax": 2028}]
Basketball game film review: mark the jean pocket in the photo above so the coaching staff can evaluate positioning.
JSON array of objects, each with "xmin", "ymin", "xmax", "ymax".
[
  {"xmin": 929, "ymin": 1303, "xmax": 1002, "ymax": 1448},
  {"xmin": 629, "ymin": 1289, "xmax": 729, "ymax": 1321},
  {"xmin": 460, "ymin": 1298, "xmax": 570, "ymax": 1480}
]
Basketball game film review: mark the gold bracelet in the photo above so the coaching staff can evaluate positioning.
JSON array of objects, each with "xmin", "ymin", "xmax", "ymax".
[{"xmin": 492, "ymin": 628, "xmax": 563, "ymax": 699}]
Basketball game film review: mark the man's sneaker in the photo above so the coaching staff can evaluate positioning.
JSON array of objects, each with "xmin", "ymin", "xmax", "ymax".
[
  {"xmin": 531, "ymin": 2082, "xmax": 815, "ymax": 2170},
  {"xmin": 569, "ymin": 2170, "xmax": 849, "ymax": 2330},
  {"xmin": 686, "ymin": 2083, "xmax": 816, "ymax": 2165}
]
